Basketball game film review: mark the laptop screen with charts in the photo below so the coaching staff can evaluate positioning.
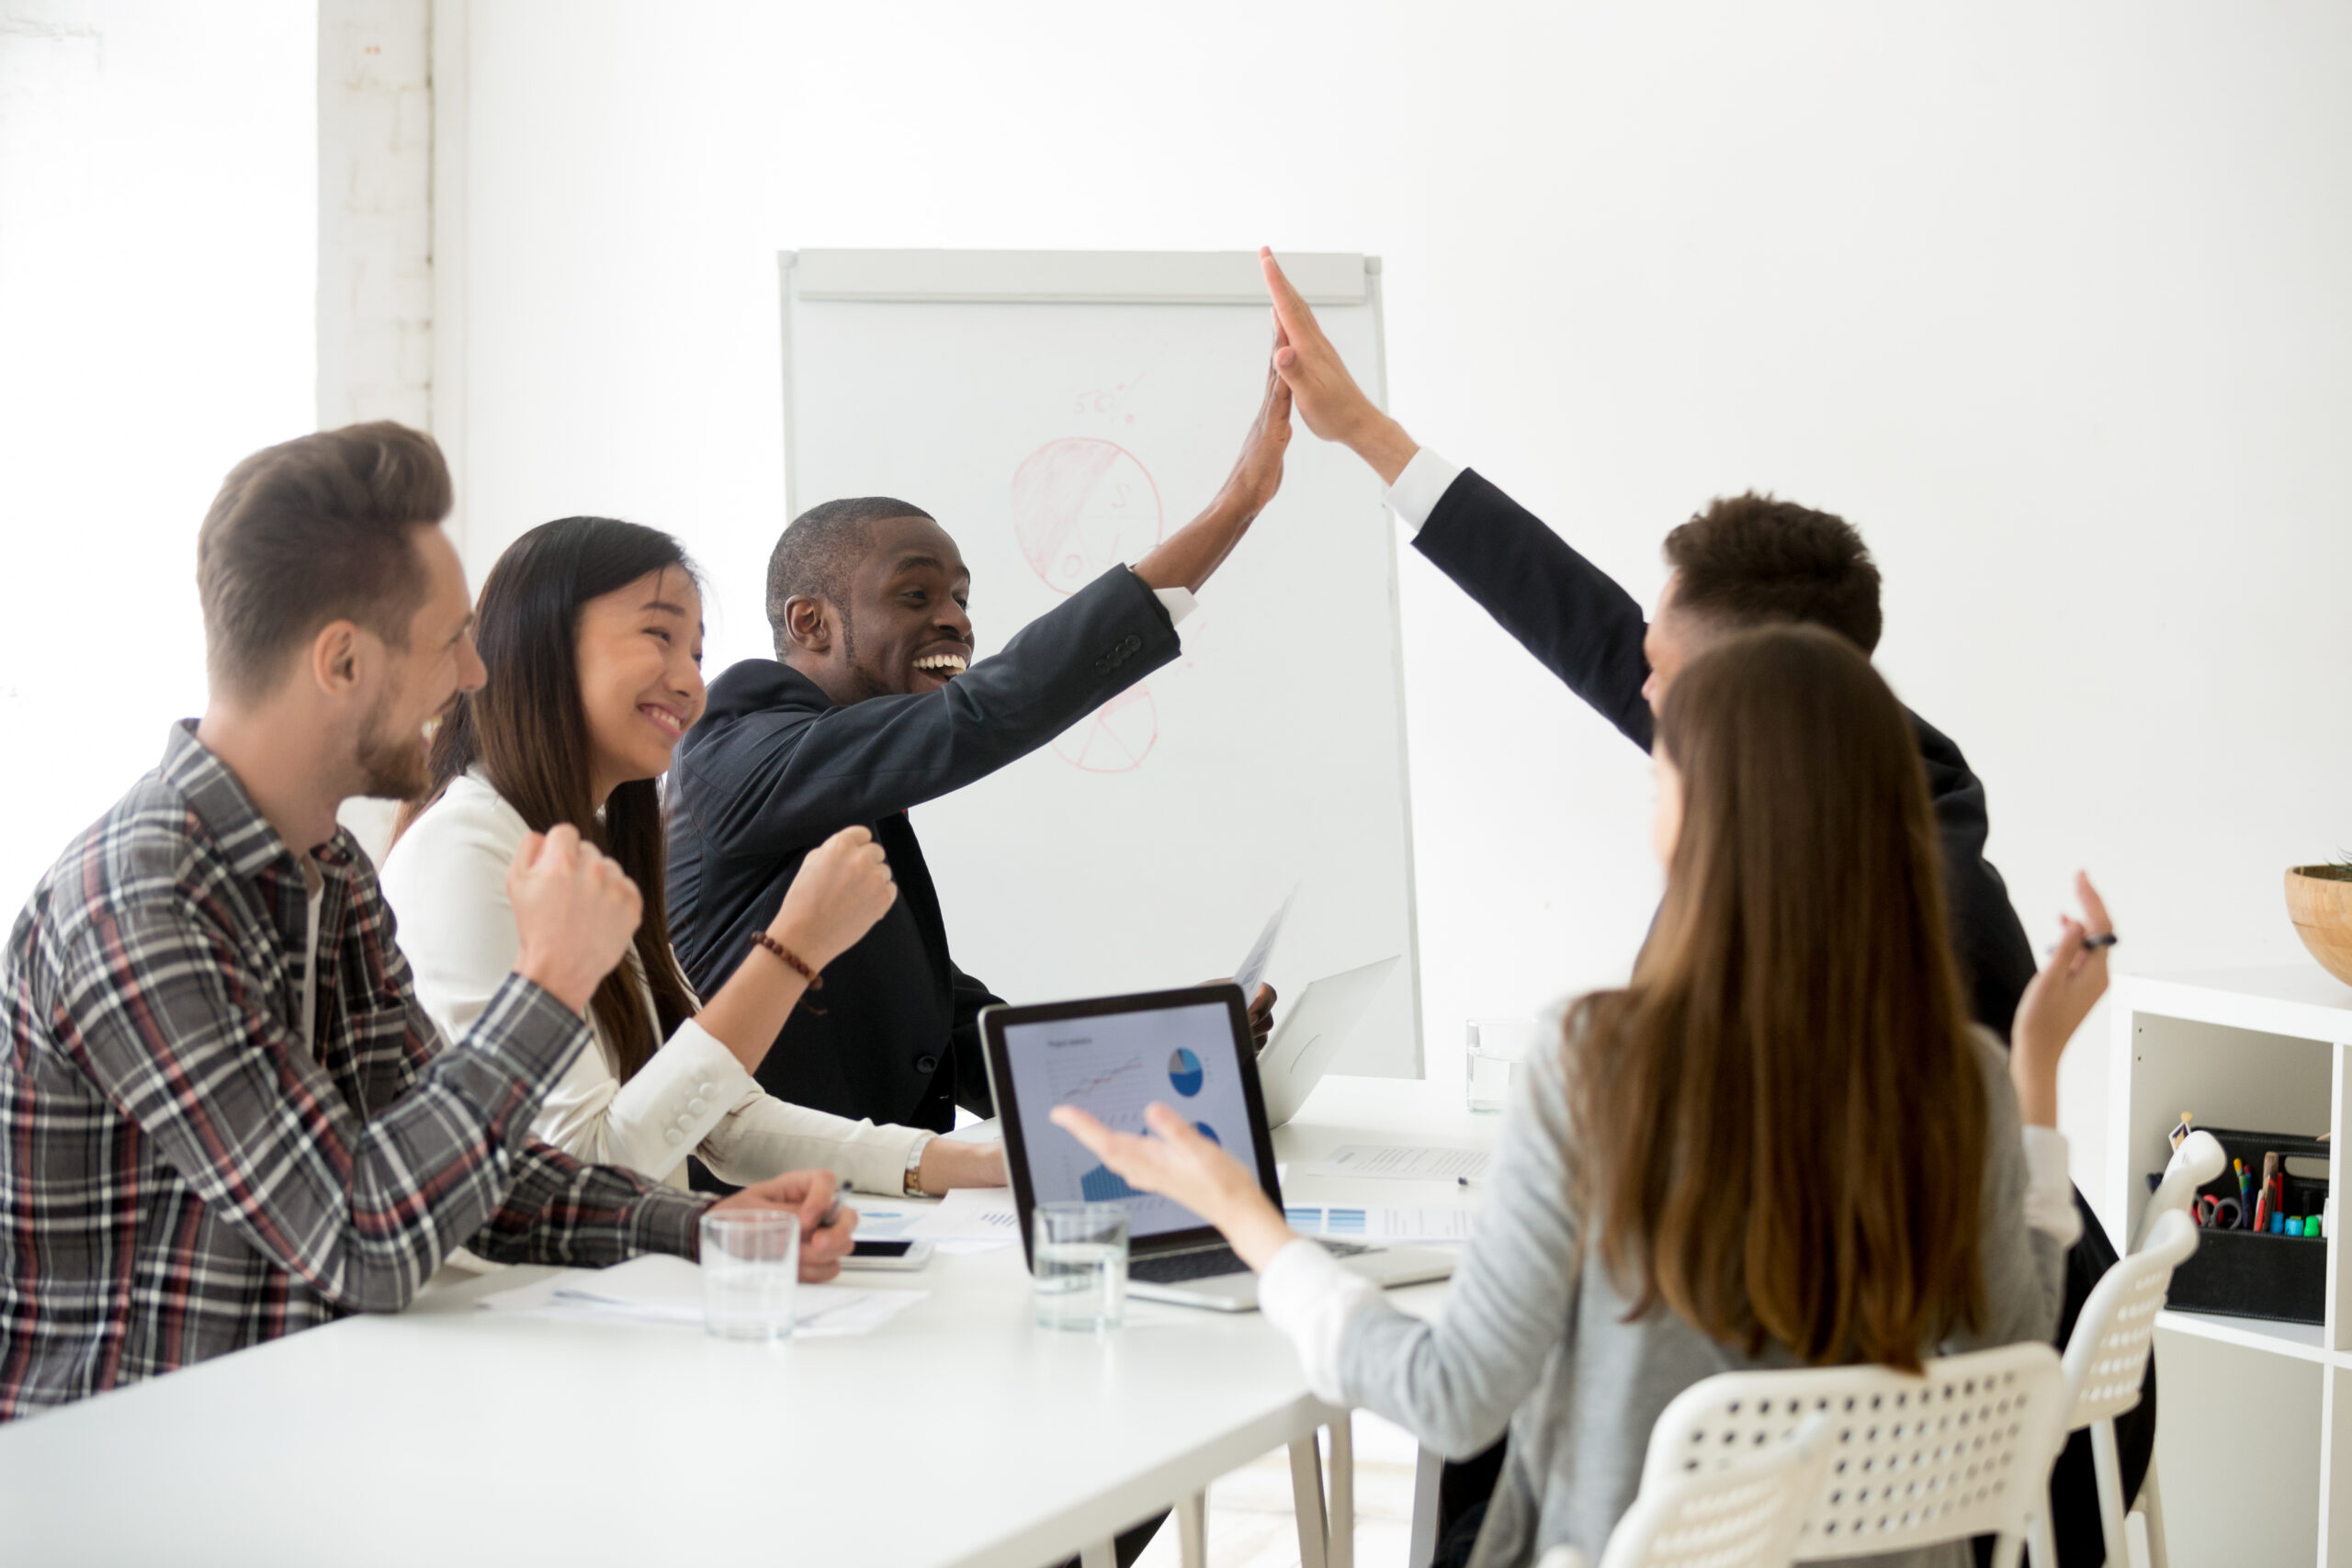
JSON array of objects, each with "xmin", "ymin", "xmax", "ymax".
[{"xmin": 980, "ymin": 985, "xmax": 1283, "ymax": 1268}]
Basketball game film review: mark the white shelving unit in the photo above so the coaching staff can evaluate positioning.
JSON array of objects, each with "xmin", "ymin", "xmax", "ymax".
[{"xmin": 2110, "ymin": 966, "xmax": 2352, "ymax": 1565}]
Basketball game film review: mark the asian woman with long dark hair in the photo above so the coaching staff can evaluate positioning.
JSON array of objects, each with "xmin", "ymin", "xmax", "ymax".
[{"xmin": 382, "ymin": 517, "xmax": 1004, "ymax": 1199}]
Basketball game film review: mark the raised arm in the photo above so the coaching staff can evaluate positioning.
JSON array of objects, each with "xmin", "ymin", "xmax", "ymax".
[
  {"xmin": 1127, "ymin": 324, "xmax": 1293, "ymax": 592},
  {"xmin": 675, "ymin": 354, "xmax": 1293, "ymax": 861},
  {"xmin": 672, "ymin": 567, "xmax": 1186, "ymax": 859},
  {"xmin": 1261, "ymin": 247, "xmax": 1657, "ymax": 749}
]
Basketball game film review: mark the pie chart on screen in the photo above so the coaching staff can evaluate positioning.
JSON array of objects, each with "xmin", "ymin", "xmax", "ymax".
[{"xmin": 1168, "ymin": 1048, "xmax": 1204, "ymax": 1097}]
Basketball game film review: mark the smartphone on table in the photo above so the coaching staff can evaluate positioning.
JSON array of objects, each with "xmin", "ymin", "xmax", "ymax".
[{"xmin": 842, "ymin": 1238, "xmax": 933, "ymax": 1270}]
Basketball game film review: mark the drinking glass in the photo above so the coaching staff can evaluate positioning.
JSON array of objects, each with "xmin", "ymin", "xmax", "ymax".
[
  {"xmin": 1033, "ymin": 1201, "xmax": 1128, "ymax": 1332},
  {"xmin": 701, "ymin": 1210, "xmax": 799, "ymax": 1341},
  {"xmin": 1465, "ymin": 1017, "xmax": 1541, "ymax": 1112}
]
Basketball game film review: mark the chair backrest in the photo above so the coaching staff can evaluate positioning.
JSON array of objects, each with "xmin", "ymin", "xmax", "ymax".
[
  {"xmin": 1639, "ymin": 1341, "xmax": 2066, "ymax": 1561},
  {"xmin": 2063, "ymin": 1207, "xmax": 2197, "ymax": 1428},
  {"xmin": 2138, "ymin": 1130, "xmax": 2225, "ymax": 1251},
  {"xmin": 1590, "ymin": 1415, "xmax": 1833, "ymax": 1568}
]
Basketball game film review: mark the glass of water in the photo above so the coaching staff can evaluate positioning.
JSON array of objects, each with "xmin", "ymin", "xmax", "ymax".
[
  {"xmin": 701, "ymin": 1210, "xmax": 799, "ymax": 1341},
  {"xmin": 1465, "ymin": 1017, "xmax": 1541, "ymax": 1112},
  {"xmin": 1033, "ymin": 1201, "xmax": 1128, "ymax": 1332}
]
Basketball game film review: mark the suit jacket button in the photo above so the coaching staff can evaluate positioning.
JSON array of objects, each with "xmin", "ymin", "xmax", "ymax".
[
  {"xmin": 1122, "ymin": 635, "xmax": 1142, "ymax": 654},
  {"xmin": 915, "ymin": 1055, "xmax": 940, "ymax": 1076}
]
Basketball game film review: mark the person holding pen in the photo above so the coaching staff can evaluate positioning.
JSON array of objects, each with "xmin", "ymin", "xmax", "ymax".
[
  {"xmin": 1253, "ymin": 247, "xmax": 2142, "ymax": 1565},
  {"xmin": 382, "ymin": 516, "xmax": 1009, "ymax": 1202},
  {"xmin": 1054, "ymin": 625, "xmax": 2106, "ymax": 1568}
]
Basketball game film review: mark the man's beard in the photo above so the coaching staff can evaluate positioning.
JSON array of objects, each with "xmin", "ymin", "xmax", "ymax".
[
  {"xmin": 355, "ymin": 692, "xmax": 434, "ymax": 801},
  {"xmin": 839, "ymin": 608, "xmax": 893, "ymax": 704}
]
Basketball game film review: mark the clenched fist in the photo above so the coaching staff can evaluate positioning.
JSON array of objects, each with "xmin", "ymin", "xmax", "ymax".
[
  {"xmin": 507, "ymin": 823, "xmax": 642, "ymax": 1012},
  {"xmin": 769, "ymin": 826, "xmax": 898, "ymax": 971}
]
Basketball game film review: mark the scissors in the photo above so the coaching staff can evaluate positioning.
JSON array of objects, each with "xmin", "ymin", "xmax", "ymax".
[{"xmin": 2197, "ymin": 1194, "xmax": 2242, "ymax": 1230}]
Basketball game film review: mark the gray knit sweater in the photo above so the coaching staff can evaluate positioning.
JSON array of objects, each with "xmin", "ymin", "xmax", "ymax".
[{"xmin": 1332, "ymin": 1027, "xmax": 2064, "ymax": 1568}]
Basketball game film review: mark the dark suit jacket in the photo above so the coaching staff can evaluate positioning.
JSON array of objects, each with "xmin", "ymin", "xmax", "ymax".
[
  {"xmin": 664, "ymin": 566, "xmax": 1181, "ymax": 1135},
  {"xmin": 1413, "ymin": 468, "xmax": 2145, "ymax": 1565},
  {"xmin": 1415, "ymin": 468, "xmax": 2038, "ymax": 1033}
]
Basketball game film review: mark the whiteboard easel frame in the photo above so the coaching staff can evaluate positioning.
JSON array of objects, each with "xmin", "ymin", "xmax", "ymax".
[{"xmin": 775, "ymin": 248, "xmax": 1425, "ymax": 1077}]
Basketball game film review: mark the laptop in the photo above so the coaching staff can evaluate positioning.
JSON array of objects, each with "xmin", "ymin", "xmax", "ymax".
[
  {"xmin": 980, "ymin": 984, "xmax": 1456, "ymax": 1312},
  {"xmin": 1255, "ymin": 955, "xmax": 1402, "ymax": 1128}
]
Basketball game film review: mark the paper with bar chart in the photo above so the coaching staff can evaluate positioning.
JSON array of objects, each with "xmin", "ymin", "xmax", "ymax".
[{"xmin": 1005, "ymin": 1000, "xmax": 1257, "ymax": 1242}]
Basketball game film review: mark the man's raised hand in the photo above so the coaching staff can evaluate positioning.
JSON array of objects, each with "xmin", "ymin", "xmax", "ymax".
[
  {"xmin": 507, "ymin": 824, "xmax": 643, "ymax": 1012},
  {"xmin": 1130, "ymin": 321, "xmax": 1295, "ymax": 593},
  {"xmin": 1261, "ymin": 247, "xmax": 1419, "ymax": 485},
  {"xmin": 1205, "ymin": 321, "xmax": 1295, "ymax": 525}
]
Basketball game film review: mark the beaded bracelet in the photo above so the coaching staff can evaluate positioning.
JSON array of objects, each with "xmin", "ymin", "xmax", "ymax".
[{"xmin": 751, "ymin": 931, "xmax": 826, "ymax": 1013}]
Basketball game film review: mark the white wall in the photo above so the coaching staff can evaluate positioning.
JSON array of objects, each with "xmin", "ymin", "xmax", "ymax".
[
  {"xmin": 0, "ymin": 0, "xmax": 315, "ymax": 909},
  {"xmin": 442, "ymin": 0, "xmax": 2352, "ymax": 1204},
  {"xmin": 316, "ymin": 0, "xmax": 432, "ymax": 433}
]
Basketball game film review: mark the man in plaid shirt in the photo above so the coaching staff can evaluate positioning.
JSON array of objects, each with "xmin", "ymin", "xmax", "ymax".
[{"xmin": 0, "ymin": 424, "xmax": 855, "ymax": 1420}]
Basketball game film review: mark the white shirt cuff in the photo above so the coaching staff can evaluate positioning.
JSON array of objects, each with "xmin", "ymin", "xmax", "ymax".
[
  {"xmin": 1153, "ymin": 586, "xmax": 1197, "ymax": 626},
  {"xmin": 2022, "ymin": 1126, "xmax": 2083, "ymax": 1247},
  {"xmin": 1257, "ymin": 1237, "xmax": 1380, "ymax": 1405},
  {"xmin": 1384, "ymin": 446, "xmax": 1464, "ymax": 535}
]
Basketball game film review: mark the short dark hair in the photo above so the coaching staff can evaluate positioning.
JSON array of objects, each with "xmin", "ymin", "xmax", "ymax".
[
  {"xmin": 764, "ymin": 496, "xmax": 933, "ymax": 645},
  {"xmin": 196, "ymin": 422, "xmax": 453, "ymax": 701},
  {"xmin": 1661, "ymin": 491, "xmax": 1883, "ymax": 654}
]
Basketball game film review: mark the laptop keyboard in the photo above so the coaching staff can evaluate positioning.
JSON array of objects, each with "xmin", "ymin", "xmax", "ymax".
[
  {"xmin": 1131, "ymin": 1247, "xmax": 1248, "ymax": 1282},
  {"xmin": 1133, "ymin": 1237, "xmax": 1376, "ymax": 1283}
]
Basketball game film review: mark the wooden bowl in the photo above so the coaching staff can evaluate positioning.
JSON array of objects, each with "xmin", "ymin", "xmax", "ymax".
[{"xmin": 2285, "ymin": 867, "xmax": 2352, "ymax": 987}]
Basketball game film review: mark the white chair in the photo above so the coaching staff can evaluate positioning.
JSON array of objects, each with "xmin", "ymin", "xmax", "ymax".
[
  {"xmin": 2028, "ymin": 1204, "xmax": 2205, "ymax": 1568},
  {"xmin": 1533, "ymin": 1414, "xmax": 1832, "ymax": 1568},
  {"xmin": 2137, "ymin": 1131, "xmax": 2226, "ymax": 1250},
  {"xmin": 1638, "ymin": 1340, "xmax": 2068, "ymax": 1568}
]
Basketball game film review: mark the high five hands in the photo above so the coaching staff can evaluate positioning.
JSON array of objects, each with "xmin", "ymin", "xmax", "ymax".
[
  {"xmin": 1260, "ymin": 248, "xmax": 1420, "ymax": 486},
  {"xmin": 1129, "ymin": 316, "xmax": 1294, "ymax": 593}
]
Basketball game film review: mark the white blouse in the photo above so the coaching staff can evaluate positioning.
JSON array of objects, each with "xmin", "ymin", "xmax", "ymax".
[{"xmin": 379, "ymin": 769, "xmax": 926, "ymax": 1197}]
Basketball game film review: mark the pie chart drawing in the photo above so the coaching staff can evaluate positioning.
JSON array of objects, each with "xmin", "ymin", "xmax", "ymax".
[
  {"xmin": 1168, "ymin": 1048, "xmax": 1204, "ymax": 1097},
  {"xmin": 1051, "ymin": 683, "xmax": 1157, "ymax": 774},
  {"xmin": 1010, "ymin": 437, "xmax": 1164, "ymax": 597}
]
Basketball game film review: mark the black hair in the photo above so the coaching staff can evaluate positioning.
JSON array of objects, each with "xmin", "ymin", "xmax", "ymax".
[
  {"xmin": 397, "ymin": 516, "xmax": 702, "ymax": 1081},
  {"xmin": 764, "ymin": 496, "xmax": 934, "ymax": 649},
  {"xmin": 1662, "ymin": 492, "xmax": 1883, "ymax": 654}
]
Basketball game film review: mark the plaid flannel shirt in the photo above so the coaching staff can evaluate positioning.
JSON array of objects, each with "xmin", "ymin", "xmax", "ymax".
[{"xmin": 0, "ymin": 724, "xmax": 709, "ymax": 1420}]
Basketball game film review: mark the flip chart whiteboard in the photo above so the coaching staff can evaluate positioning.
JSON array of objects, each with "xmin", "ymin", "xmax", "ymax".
[{"xmin": 776, "ymin": 250, "xmax": 1421, "ymax": 1076}]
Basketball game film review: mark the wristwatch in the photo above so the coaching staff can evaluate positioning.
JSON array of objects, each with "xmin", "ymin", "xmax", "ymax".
[{"xmin": 904, "ymin": 1132, "xmax": 936, "ymax": 1198}]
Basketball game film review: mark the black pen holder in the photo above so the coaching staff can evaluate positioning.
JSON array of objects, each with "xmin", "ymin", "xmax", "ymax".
[{"xmin": 2158, "ymin": 1125, "xmax": 2331, "ymax": 1326}]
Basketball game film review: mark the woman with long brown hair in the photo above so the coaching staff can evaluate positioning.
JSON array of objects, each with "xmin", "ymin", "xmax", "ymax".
[
  {"xmin": 1057, "ymin": 625, "xmax": 2107, "ymax": 1568},
  {"xmin": 381, "ymin": 516, "xmax": 1004, "ymax": 1199}
]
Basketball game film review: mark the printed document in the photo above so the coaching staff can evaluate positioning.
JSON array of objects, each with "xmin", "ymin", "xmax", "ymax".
[{"xmin": 1298, "ymin": 1144, "xmax": 1492, "ymax": 1182}]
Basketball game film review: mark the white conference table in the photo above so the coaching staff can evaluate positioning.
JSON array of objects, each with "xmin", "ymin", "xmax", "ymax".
[{"xmin": 0, "ymin": 1075, "xmax": 1503, "ymax": 1568}]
